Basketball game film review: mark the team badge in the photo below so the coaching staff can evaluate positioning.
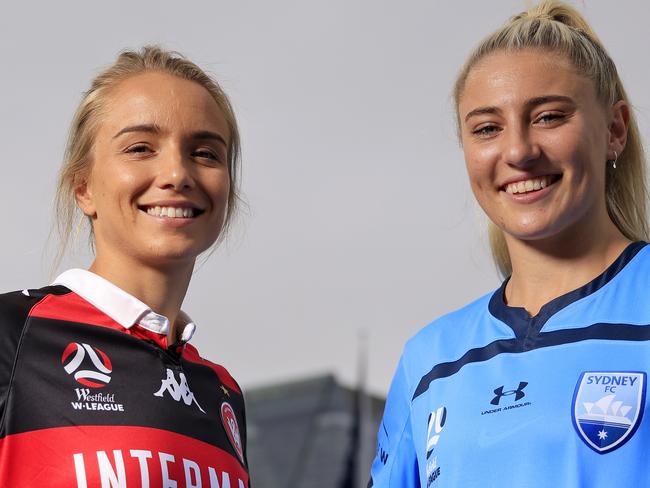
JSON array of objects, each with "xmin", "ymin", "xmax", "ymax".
[
  {"xmin": 62, "ymin": 342, "xmax": 112, "ymax": 388},
  {"xmin": 572, "ymin": 371, "xmax": 646, "ymax": 454},
  {"xmin": 221, "ymin": 402, "xmax": 244, "ymax": 463}
]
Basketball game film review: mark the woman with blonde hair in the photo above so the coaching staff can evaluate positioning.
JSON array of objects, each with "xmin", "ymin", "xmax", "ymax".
[
  {"xmin": 0, "ymin": 47, "xmax": 250, "ymax": 487},
  {"xmin": 370, "ymin": 2, "xmax": 650, "ymax": 486}
]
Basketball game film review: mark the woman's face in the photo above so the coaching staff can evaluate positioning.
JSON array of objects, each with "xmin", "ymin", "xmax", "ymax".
[
  {"xmin": 77, "ymin": 71, "xmax": 231, "ymax": 268},
  {"xmin": 458, "ymin": 49, "xmax": 626, "ymax": 244}
]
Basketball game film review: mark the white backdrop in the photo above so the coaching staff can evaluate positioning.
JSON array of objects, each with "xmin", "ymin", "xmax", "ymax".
[{"xmin": 1, "ymin": 1, "xmax": 648, "ymax": 395}]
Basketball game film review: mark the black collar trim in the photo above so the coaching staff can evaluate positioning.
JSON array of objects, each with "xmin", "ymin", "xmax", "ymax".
[{"xmin": 488, "ymin": 241, "xmax": 648, "ymax": 338}]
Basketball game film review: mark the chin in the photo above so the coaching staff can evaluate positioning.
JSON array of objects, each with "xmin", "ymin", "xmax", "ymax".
[
  {"xmin": 503, "ymin": 221, "xmax": 576, "ymax": 244},
  {"xmin": 141, "ymin": 244, "xmax": 210, "ymax": 267}
]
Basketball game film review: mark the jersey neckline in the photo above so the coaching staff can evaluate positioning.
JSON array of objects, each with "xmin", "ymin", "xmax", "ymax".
[{"xmin": 488, "ymin": 241, "xmax": 648, "ymax": 338}]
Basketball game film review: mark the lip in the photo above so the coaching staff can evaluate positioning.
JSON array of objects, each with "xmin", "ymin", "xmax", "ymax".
[
  {"xmin": 505, "ymin": 183, "xmax": 557, "ymax": 204},
  {"xmin": 137, "ymin": 200, "xmax": 207, "ymax": 226},
  {"xmin": 138, "ymin": 200, "xmax": 205, "ymax": 211},
  {"xmin": 499, "ymin": 173, "xmax": 562, "ymax": 189},
  {"xmin": 142, "ymin": 212, "xmax": 199, "ymax": 228}
]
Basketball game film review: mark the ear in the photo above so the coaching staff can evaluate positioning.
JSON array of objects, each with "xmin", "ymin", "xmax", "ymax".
[
  {"xmin": 607, "ymin": 100, "xmax": 630, "ymax": 160},
  {"xmin": 74, "ymin": 175, "xmax": 97, "ymax": 218}
]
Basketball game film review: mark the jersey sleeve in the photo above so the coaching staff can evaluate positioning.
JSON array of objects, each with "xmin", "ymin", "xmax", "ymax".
[
  {"xmin": 368, "ymin": 354, "xmax": 420, "ymax": 487},
  {"xmin": 0, "ymin": 291, "xmax": 39, "ymax": 428}
]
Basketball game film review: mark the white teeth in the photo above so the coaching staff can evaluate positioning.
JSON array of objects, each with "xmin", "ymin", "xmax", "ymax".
[
  {"xmin": 144, "ymin": 206, "xmax": 196, "ymax": 218},
  {"xmin": 505, "ymin": 176, "xmax": 552, "ymax": 195}
]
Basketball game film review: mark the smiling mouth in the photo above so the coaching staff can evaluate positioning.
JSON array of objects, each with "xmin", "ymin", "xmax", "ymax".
[
  {"xmin": 502, "ymin": 175, "xmax": 561, "ymax": 195},
  {"xmin": 139, "ymin": 205, "xmax": 205, "ymax": 219}
]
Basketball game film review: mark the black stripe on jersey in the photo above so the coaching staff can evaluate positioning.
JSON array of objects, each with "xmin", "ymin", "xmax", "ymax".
[
  {"xmin": 413, "ymin": 322, "xmax": 650, "ymax": 400},
  {"xmin": 413, "ymin": 242, "xmax": 649, "ymax": 400}
]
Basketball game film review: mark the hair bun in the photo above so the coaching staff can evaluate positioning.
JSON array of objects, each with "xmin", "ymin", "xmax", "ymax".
[{"xmin": 513, "ymin": 0, "xmax": 600, "ymax": 41}]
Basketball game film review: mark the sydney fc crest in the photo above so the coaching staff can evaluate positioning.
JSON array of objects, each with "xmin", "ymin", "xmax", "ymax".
[{"xmin": 572, "ymin": 371, "xmax": 646, "ymax": 454}]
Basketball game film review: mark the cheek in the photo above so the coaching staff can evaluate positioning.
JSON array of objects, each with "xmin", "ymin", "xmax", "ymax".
[
  {"xmin": 463, "ymin": 146, "xmax": 496, "ymax": 192},
  {"xmin": 207, "ymin": 170, "xmax": 231, "ymax": 204}
]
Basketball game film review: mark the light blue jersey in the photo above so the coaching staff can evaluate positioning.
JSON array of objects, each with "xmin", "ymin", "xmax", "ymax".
[{"xmin": 369, "ymin": 242, "xmax": 650, "ymax": 487}]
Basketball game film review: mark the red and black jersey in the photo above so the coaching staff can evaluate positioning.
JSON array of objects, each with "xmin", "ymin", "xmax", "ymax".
[{"xmin": 0, "ymin": 270, "xmax": 249, "ymax": 487}]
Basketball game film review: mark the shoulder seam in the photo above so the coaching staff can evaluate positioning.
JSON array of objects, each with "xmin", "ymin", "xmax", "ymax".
[
  {"xmin": 0, "ymin": 292, "xmax": 59, "ymax": 431},
  {"xmin": 387, "ymin": 355, "xmax": 417, "ymax": 483}
]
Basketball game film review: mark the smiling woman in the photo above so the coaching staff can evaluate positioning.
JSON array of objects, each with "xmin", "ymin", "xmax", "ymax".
[
  {"xmin": 0, "ymin": 47, "xmax": 250, "ymax": 486},
  {"xmin": 370, "ymin": 2, "xmax": 650, "ymax": 487}
]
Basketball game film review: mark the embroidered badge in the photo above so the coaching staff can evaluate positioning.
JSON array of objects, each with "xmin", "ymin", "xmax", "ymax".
[
  {"xmin": 572, "ymin": 371, "xmax": 646, "ymax": 454},
  {"xmin": 221, "ymin": 401, "xmax": 244, "ymax": 463}
]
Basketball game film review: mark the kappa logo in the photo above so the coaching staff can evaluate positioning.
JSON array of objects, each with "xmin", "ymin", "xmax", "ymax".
[
  {"xmin": 154, "ymin": 368, "xmax": 205, "ymax": 413},
  {"xmin": 491, "ymin": 381, "xmax": 528, "ymax": 405},
  {"xmin": 61, "ymin": 342, "xmax": 113, "ymax": 388},
  {"xmin": 572, "ymin": 371, "xmax": 646, "ymax": 454},
  {"xmin": 221, "ymin": 402, "xmax": 245, "ymax": 463}
]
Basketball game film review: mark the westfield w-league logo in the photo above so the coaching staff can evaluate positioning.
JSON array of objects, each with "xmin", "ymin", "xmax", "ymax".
[{"xmin": 61, "ymin": 342, "xmax": 113, "ymax": 388}]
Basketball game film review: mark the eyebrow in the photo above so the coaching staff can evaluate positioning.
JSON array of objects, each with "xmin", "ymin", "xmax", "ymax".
[
  {"xmin": 464, "ymin": 95, "xmax": 576, "ymax": 122},
  {"xmin": 191, "ymin": 130, "xmax": 228, "ymax": 147},
  {"xmin": 113, "ymin": 124, "xmax": 227, "ymax": 146}
]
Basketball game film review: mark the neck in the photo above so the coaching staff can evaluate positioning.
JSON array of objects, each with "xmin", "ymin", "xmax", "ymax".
[
  {"xmin": 504, "ymin": 219, "xmax": 631, "ymax": 317},
  {"xmin": 89, "ymin": 251, "xmax": 195, "ymax": 342}
]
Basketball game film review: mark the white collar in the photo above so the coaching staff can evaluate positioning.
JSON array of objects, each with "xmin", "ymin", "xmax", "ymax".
[{"xmin": 52, "ymin": 269, "xmax": 196, "ymax": 342}]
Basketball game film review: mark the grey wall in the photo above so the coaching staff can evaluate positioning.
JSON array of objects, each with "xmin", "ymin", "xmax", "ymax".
[{"xmin": 1, "ymin": 1, "xmax": 649, "ymax": 395}]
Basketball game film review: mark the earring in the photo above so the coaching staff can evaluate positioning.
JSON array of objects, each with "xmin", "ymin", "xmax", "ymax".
[{"xmin": 612, "ymin": 151, "xmax": 618, "ymax": 169}]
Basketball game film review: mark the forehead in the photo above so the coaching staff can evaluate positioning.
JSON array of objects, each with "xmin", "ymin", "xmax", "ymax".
[
  {"xmin": 459, "ymin": 49, "xmax": 597, "ymax": 115},
  {"xmin": 99, "ymin": 71, "xmax": 230, "ymax": 140}
]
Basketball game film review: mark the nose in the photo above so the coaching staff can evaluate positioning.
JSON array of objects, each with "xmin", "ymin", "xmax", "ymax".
[
  {"xmin": 501, "ymin": 125, "xmax": 540, "ymax": 168},
  {"xmin": 158, "ymin": 149, "xmax": 195, "ymax": 191}
]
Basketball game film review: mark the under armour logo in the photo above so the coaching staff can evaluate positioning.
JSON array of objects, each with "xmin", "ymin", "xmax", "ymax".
[
  {"xmin": 154, "ymin": 368, "xmax": 205, "ymax": 413},
  {"xmin": 426, "ymin": 406, "xmax": 447, "ymax": 459},
  {"xmin": 491, "ymin": 382, "xmax": 528, "ymax": 406}
]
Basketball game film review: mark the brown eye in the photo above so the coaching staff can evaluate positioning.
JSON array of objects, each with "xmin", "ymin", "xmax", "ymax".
[
  {"xmin": 472, "ymin": 124, "xmax": 501, "ymax": 138},
  {"xmin": 194, "ymin": 150, "xmax": 217, "ymax": 160},
  {"xmin": 193, "ymin": 148, "xmax": 226, "ymax": 164}
]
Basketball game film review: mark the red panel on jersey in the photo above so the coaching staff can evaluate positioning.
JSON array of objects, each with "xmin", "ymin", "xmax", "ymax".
[
  {"xmin": 0, "ymin": 426, "xmax": 249, "ymax": 487},
  {"xmin": 183, "ymin": 344, "xmax": 241, "ymax": 393},
  {"xmin": 29, "ymin": 293, "xmax": 124, "ymax": 331}
]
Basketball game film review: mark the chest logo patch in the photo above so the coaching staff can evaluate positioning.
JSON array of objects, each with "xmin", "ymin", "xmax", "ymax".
[
  {"xmin": 221, "ymin": 401, "xmax": 244, "ymax": 464},
  {"xmin": 154, "ymin": 368, "xmax": 206, "ymax": 413},
  {"xmin": 572, "ymin": 371, "xmax": 646, "ymax": 454},
  {"xmin": 62, "ymin": 342, "xmax": 112, "ymax": 388},
  {"xmin": 424, "ymin": 406, "xmax": 446, "ymax": 487}
]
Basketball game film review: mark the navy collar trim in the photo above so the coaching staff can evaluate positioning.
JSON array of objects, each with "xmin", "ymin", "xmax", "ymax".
[{"xmin": 488, "ymin": 241, "xmax": 648, "ymax": 338}]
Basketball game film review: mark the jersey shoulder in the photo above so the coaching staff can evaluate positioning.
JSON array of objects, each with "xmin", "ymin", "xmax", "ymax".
[
  {"xmin": 402, "ymin": 290, "xmax": 512, "ymax": 377},
  {"xmin": 183, "ymin": 343, "xmax": 242, "ymax": 395},
  {"xmin": 0, "ymin": 285, "xmax": 70, "ymax": 330},
  {"xmin": 0, "ymin": 286, "xmax": 71, "ymax": 418}
]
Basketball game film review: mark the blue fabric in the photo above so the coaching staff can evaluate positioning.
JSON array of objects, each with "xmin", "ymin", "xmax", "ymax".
[{"xmin": 369, "ymin": 242, "xmax": 650, "ymax": 487}]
